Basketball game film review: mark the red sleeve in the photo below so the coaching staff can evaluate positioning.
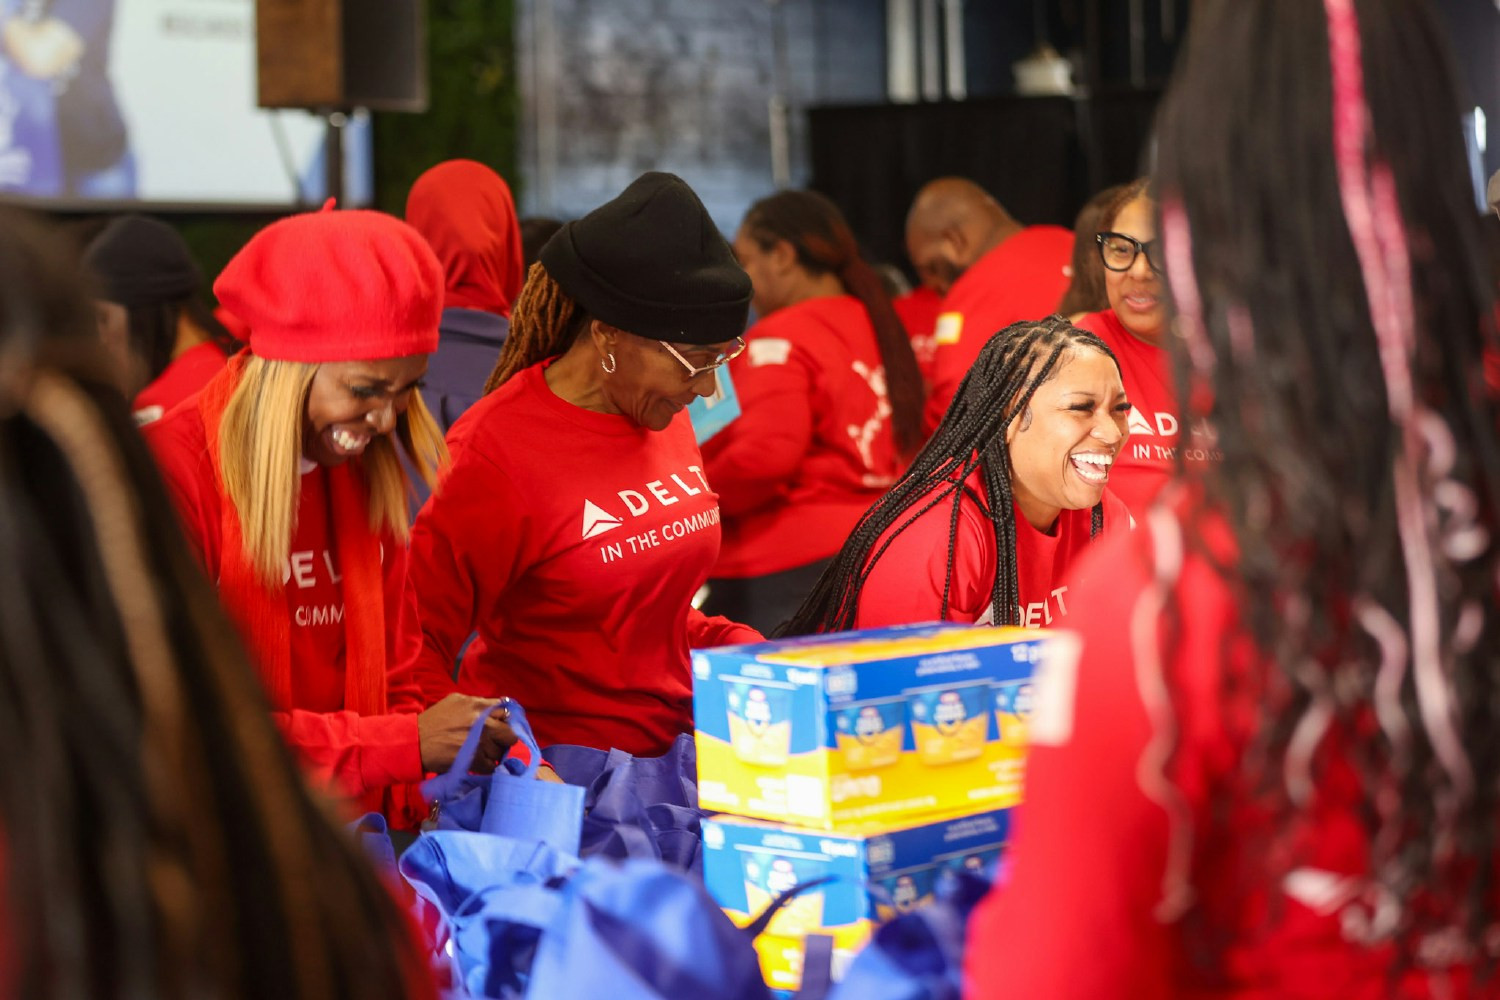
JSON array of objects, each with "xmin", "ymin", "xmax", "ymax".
[
  {"xmin": 144, "ymin": 409, "xmax": 216, "ymax": 571},
  {"xmin": 701, "ymin": 335, "xmax": 814, "ymax": 518},
  {"xmin": 270, "ymin": 708, "xmax": 424, "ymax": 796},
  {"xmin": 383, "ymin": 542, "xmax": 428, "ymax": 714},
  {"xmin": 404, "ymin": 446, "xmax": 530, "ymax": 701},
  {"xmin": 965, "ymin": 531, "xmax": 1174, "ymax": 999},
  {"xmin": 686, "ymin": 608, "xmax": 763, "ymax": 648},
  {"xmin": 853, "ymin": 485, "xmax": 993, "ymax": 628}
]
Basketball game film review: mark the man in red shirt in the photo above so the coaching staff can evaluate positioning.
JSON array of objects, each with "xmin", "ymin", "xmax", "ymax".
[{"xmin": 906, "ymin": 178, "xmax": 1073, "ymax": 434}]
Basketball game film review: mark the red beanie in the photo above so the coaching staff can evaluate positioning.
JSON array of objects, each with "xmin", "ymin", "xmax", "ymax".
[{"xmin": 214, "ymin": 208, "xmax": 443, "ymax": 363}]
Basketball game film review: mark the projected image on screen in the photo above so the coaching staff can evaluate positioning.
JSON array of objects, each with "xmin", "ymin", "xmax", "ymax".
[{"xmin": 0, "ymin": 0, "xmax": 370, "ymax": 208}]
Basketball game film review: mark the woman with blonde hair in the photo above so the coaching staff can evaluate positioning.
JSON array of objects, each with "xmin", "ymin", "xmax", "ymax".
[{"xmin": 148, "ymin": 207, "xmax": 512, "ymax": 823}]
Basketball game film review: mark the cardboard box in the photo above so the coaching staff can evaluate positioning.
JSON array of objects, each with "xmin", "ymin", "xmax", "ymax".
[
  {"xmin": 702, "ymin": 807, "xmax": 1010, "ymax": 993},
  {"xmin": 693, "ymin": 622, "xmax": 1044, "ymax": 828}
]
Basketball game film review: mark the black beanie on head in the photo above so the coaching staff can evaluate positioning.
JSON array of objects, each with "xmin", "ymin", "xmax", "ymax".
[
  {"xmin": 539, "ymin": 171, "xmax": 751, "ymax": 345},
  {"xmin": 83, "ymin": 214, "xmax": 203, "ymax": 308}
]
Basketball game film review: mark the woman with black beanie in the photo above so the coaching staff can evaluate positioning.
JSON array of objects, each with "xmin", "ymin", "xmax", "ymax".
[{"xmin": 405, "ymin": 171, "xmax": 763, "ymax": 756}]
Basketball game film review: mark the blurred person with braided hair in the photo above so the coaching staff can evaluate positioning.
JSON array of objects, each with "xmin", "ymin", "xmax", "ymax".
[
  {"xmin": 698, "ymin": 190, "xmax": 925, "ymax": 634},
  {"xmin": 405, "ymin": 172, "xmax": 762, "ymax": 755},
  {"xmin": 780, "ymin": 315, "xmax": 1132, "ymax": 636},
  {"xmin": 146, "ymin": 207, "xmax": 514, "ymax": 827},
  {"xmin": 0, "ymin": 209, "xmax": 435, "ymax": 999},
  {"xmin": 968, "ymin": 0, "xmax": 1500, "ymax": 996}
]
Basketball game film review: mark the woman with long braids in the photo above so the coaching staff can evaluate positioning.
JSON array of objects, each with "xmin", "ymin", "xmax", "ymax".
[
  {"xmin": 968, "ymin": 0, "xmax": 1500, "ymax": 995},
  {"xmin": 0, "ymin": 211, "xmax": 433, "ymax": 999},
  {"xmin": 405, "ymin": 171, "xmax": 762, "ymax": 755},
  {"xmin": 699, "ymin": 189, "xmax": 925, "ymax": 634},
  {"xmin": 780, "ymin": 315, "xmax": 1132, "ymax": 635},
  {"xmin": 147, "ymin": 206, "xmax": 512, "ymax": 825}
]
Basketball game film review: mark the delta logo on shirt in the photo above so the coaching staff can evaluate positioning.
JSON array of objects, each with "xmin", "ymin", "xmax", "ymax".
[
  {"xmin": 578, "ymin": 464, "xmax": 722, "ymax": 564},
  {"xmin": 1125, "ymin": 407, "xmax": 1223, "ymax": 464}
]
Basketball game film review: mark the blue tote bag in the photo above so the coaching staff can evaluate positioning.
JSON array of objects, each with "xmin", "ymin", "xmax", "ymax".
[{"xmin": 423, "ymin": 699, "xmax": 586, "ymax": 857}]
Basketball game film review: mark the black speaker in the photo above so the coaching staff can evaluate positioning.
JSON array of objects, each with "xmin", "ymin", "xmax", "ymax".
[{"xmin": 256, "ymin": 0, "xmax": 427, "ymax": 112}]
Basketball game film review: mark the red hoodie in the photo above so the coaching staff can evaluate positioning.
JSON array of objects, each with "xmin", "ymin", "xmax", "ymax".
[
  {"xmin": 405, "ymin": 159, "xmax": 524, "ymax": 317},
  {"xmin": 925, "ymin": 226, "xmax": 1073, "ymax": 433},
  {"xmin": 966, "ymin": 505, "xmax": 1500, "ymax": 999},
  {"xmin": 404, "ymin": 361, "xmax": 761, "ymax": 755},
  {"xmin": 147, "ymin": 393, "xmax": 428, "ymax": 816},
  {"xmin": 703, "ymin": 294, "xmax": 903, "ymax": 578},
  {"xmin": 852, "ymin": 465, "xmax": 1130, "ymax": 629},
  {"xmin": 133, "ymin": 340, "xmax": 229, "ymax": 425}
]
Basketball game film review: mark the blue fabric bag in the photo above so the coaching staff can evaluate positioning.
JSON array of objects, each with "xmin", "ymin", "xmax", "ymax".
[
  {"xmin": 543, "ymin": 732, "xmax": 705, "ymax": 871},
  {"xmin": 423, "ymin": 699, "xmax": 586, "ymax": 857}
]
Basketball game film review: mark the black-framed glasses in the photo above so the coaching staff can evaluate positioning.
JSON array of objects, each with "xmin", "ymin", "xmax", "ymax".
[
  {"xmin": 1095, "ymin": 232, "xmax": 1163, "ymax": 273},
  {"xmin": 658, "ymin": 337, "xmax": 747, "ymax": 378}
]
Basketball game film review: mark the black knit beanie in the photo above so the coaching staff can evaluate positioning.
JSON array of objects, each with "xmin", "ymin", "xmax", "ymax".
[
  {"xmin": 539, "ymin": 172, "xmax": 750, "ymax": 345},
  {"xmin": 82, "ymin": 215, "xmax": 202, "ymax": 307}
]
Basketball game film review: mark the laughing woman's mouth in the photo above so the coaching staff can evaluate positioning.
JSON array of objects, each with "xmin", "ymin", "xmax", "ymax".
[
  {"xmin": 1069, "ymin": 451, "xmax": 1114, "ymax": 484},
  {"xmin": 330, "ymin": 427, "xmax": 370, "ymax": 456}
]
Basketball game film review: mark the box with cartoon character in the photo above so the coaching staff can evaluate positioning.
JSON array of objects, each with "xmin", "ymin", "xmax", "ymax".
[
  {"xmin": 693, "ymin": 622, "xmax": 1044, "ymax": 828},
  {"xmin": 702, "ymin": 808, "xmax": 1010, "ymax": 993}
]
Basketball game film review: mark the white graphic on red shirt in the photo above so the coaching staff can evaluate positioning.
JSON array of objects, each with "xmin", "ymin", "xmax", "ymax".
[
  {"xmin": 283, "ymin": 548, "xmax": 345, "ymax": 628},
  {"xmin": 582, "ymin": 499, "xmax": 623, "ymax": 539},
  {"xmin": 847, "ymin": 360, "xmax": 894, "ymax": 483}
]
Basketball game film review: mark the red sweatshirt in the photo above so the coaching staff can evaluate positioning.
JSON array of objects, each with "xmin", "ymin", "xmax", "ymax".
[
  {"xmin": 925, "ymin": 226, "xmax": 1073, "ymax": 433},
  {"xmin": 1075, "ymin": 308, "xmax": 1220, "ymax": 518},
  {"xmin": 405, "ymin": 361, "xmax": 761, "ymax": 755},
  {"xmin": 702, "ymin": 294, "xmax": 903, "ymax": 578},
  {"xmin": 133, "ymin": 340, "xmax": 228, "ymax": 425},
  {"xmin": 852, "ymin": 466, "xmax": 1130, "ymax": 629},
  {"xmin": 894, "ymin": 285, "xmax": 941, "ymax": 390},
  {"xmin": 147, "ymin": 406, "xmax": 427, "ymax": 803},
  {"xmin": 966, "ymin": 507, "xmax": 1499, "ymax": 999}
]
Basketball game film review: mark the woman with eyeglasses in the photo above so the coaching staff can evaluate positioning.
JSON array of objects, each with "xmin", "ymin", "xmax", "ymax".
[
  {"xmin": 404, "ymin": 172, "xmax": 764, "ymax": 755},
  {"xmin": 1075, "ymin": 178, "xmax": 1215, "ymax": 517},
  {"xmin": 697, "ymin": 190, "xmax": 925, "ymax": 634}
]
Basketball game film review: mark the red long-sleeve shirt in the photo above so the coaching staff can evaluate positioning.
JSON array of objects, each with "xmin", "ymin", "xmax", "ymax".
[
  {"xmin": 147, "ymin": 405, "xmax": 427, "ymax": 804},
  {"xmin": 852, "ymin": 466, "xmax": 1130, "ymax": 629},
  {"xmin": 925, "ymin": 226, "xmax": 1073, "ymax": 434},
  {"xmin": 404, "ymin": 360, "xmax": 761, "ymax": 755},
  {"xmin": 702, "ymin": 294, "xmax": 903, "ymax": 578},
  {"xmin": 966, "ymin": 507, "xmax": 1499, "ymax": 999}
]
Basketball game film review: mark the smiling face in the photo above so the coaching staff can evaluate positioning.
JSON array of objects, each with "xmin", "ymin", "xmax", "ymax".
[
  {"xmin": 1103, "ymin": 195, "xmax": 1169, "ymax": 345},
  {"xmin": 302, "ymin": 354, "xmax": 430, "ymax": 466},
  {"xmin": 599, "ymin": 324, "xmax": 732, "ymax": 432},
  {"xmin": 1005, "ymin": 346, "xmax": 1131, "ymax": 532}
]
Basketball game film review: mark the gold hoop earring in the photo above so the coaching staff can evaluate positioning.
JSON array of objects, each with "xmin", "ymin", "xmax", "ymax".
[{"xmin": 601, "ymin": 352, "xmax": 617, "ymax": 374}]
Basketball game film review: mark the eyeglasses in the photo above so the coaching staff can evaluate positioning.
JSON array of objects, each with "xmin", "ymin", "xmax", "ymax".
[
  {"xmin": 1095, "ymin": 232, "xmax": 1163, "ymax": 273},
  {"xmin": 658, "ymin": 337, "xmax": 746, "ymax": 378}
]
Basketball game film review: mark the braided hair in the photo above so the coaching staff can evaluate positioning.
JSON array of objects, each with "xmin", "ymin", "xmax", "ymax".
[
  {"xmin": 0, "ymin": 210, "xmax": 432, "ymax": 1000},
  {"xmin": 482, "ymin": 261, "xmax": 590, "ymax": 393},
  {"xmin": 779, "ymin": 315, "xmax": 1118, "ymax": 636},
  {"xmin": 1154, "ymin": 0, "xmax": 1500, "ymax": 959},
  {"xmin": 739, "ymin": 190, "xmax": 926, "ymax": 453}
]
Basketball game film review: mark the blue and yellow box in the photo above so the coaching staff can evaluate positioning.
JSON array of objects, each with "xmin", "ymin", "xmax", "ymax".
[
  {"xmin": 693, "ymin": 622, "xmax": 1045, "ymax": 827},
  {"xmin": 702, "ymin": 807, "xmax": 1011, "ymax": 993}
]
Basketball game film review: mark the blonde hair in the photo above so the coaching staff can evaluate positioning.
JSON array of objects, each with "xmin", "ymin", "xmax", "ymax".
[{"xmin": 219, "ymin": 356, "xmax": 449, "ymax": 585}]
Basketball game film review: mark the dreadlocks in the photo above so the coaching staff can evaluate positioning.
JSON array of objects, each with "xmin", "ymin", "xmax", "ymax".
[
  {"xmin": 1154, "ymin": 0, "xmax": 1500, "ymax": 960},
  {"xmin": 483, "ymin": 262, "xmax": 588, "ymax": 393},
  {"xmin": 0, "ymin": 210, "xmax": 431, "ymax": 1000},
  {"xmin": 779, "ymin": 315, "xmax": 1117, "ymax": 636}
]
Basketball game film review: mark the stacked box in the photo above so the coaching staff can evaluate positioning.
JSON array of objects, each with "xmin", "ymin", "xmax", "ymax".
[
  {"xmin": 702, "ymin": 808, "xmax": 1010, "ymax": 993},
  {"xmin": 693, "ymin": 622, "xmax": 1045, "ymax": 829},
  {"xmin": 692, "ymin": 623, "xmax": 1044, "ymax": 992}
]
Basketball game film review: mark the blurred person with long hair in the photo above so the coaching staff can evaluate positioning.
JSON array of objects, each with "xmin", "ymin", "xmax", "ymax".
[
  {"xmin": 968, "ymin": 0, "xmax": 1500, "ymax": 995},
  {"xmin": 780, "ymin": 316, "xmax": 1131, "ymax": 636},
  {"xmin": 82, "ymin": 214, "xmax": 242, "ymax": 425},
  {"xmin": 147, "ymin": 207, "xmax": 512, "ymax": 824},
  {"xmin": 700, "ymin": 190, "xmax": 925, "ymax": 633},
  {"xmin": 0, "ymin": 209, "xmax": 434, "ymax": 999}
]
